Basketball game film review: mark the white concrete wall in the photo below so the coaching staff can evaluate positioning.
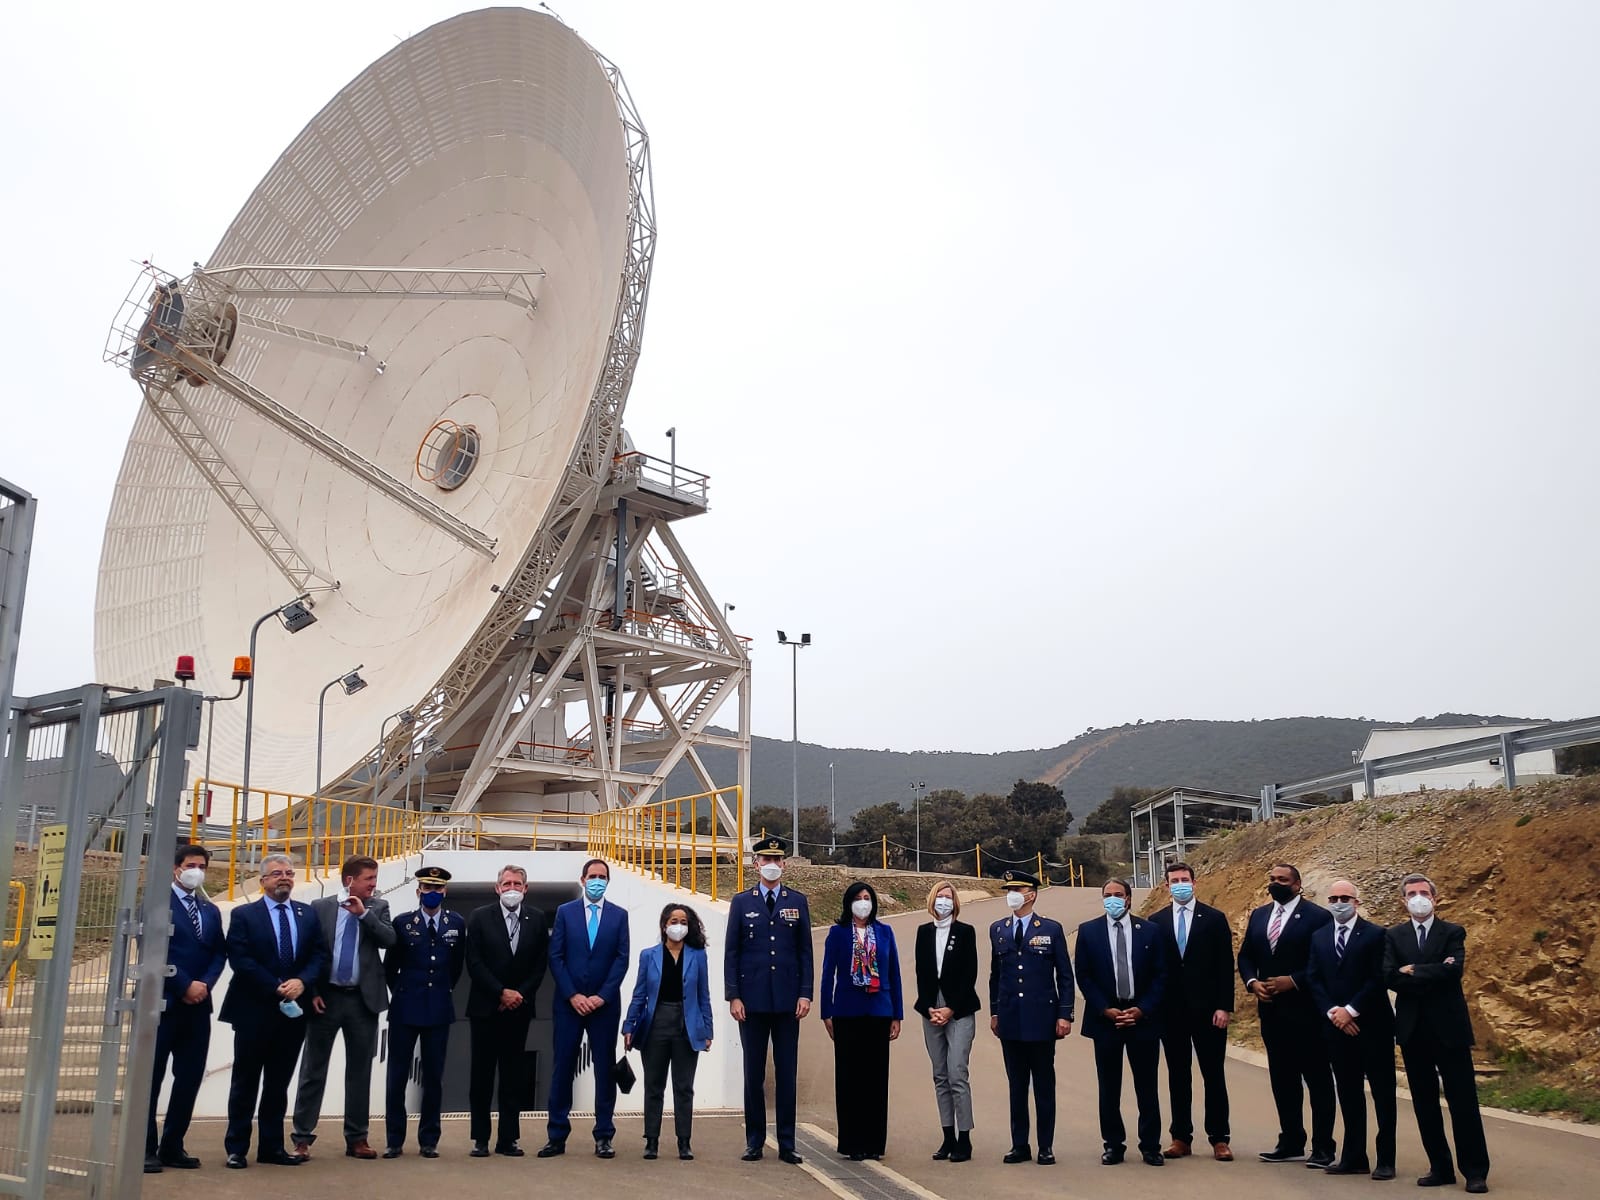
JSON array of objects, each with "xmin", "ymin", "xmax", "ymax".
[{"xmin": 171, "ymin": 850, "xmax": 742, "ymax": 1126}]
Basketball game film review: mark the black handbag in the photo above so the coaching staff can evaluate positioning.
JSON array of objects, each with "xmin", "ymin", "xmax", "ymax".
[{"xmin": 613, "ymin": 1053, "xmax": 637, "ymax": 1094}]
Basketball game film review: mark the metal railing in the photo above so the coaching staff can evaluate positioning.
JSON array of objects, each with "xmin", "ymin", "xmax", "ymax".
[
  {"xmin": 189, "ymin": 781, "xmax": 425, "ymax": 899},
  {"xmin": 588, "ymin": 786, "xmax": 744, "ymax": 902},
  {"xmin": 1, "ymin": 883, "xmax": 22, "ymax": 1007}
]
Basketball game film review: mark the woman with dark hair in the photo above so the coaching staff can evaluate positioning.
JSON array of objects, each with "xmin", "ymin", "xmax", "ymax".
[
  {"xmin": 623, "ymin": 903, "xmax": 713, "ymax": 1160},
  {"xmin": 819, "ymin": 881, "xmax": 903, "ymax": 1160}
]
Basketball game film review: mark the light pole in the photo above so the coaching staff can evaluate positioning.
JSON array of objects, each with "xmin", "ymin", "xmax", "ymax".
[
  {"xmin": 315, "ymin": 666, "xmax": 366, "ymax": 800},
  {"xmin": 910, "ymin": 780, "xmax": 927, "ymax": 873},
  {"xmin": 200, "ymin": 665, "xmax": 248, "ymax": 823},
  {"xmin": 665, "ymin": 426, "xmax": 677, "ymax": 491},
  {"xmin": 240, "ymin": 595, "xmax": 316, "ymax": 837},
  {"xmin": 777, "ymin": 631, "xmax": 811, "ymax": 855},
  {"xmin": 374, "ymin": 708, "xmax": 415, "ymax": 807},
  {"xmin": 829, "ymin": 762, "xmax": 836, "ymax": 856}
]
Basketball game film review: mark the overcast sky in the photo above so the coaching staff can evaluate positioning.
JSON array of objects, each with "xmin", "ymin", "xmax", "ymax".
[{"xmin": 5, "ymin": 1, "xmax": 1598, "ymax": 753}]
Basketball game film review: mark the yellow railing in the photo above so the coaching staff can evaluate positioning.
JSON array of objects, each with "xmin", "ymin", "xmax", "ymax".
[
  {"xmin": 190, "ymin": 781, "xmax": 427, "ymax": 900},
  {"xmin": 3, "ymin": 881, "xmax": 23, "ymax": 1006},
  {"xmin": 587, "ymin": 786, "xmax": 744, "ymax": 902}
]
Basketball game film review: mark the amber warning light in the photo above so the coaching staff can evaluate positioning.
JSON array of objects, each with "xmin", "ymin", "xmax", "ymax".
[{"xmin": 232, "ymin": 656, "xmax": 253, "ymax": 681}]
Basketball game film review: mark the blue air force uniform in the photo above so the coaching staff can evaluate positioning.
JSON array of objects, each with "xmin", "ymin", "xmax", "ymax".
[
  {"xmin": 989, "ymin": 871, "xmax": 1074, "ymax": 1158},
  {"xmin": 383, "ymin": 868, "xmax": 466, "ymax": 1153},
  {"xmin": 724, "ymin": 837, "xmax": 813, "ymax": 1157}
]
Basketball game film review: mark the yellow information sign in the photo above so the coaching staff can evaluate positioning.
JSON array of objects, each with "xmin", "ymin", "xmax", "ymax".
[{"xmin": 27, "ymin": 825, "xmax": 68, "ymax": 960}]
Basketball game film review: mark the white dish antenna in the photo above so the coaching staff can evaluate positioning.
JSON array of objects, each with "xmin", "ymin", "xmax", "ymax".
[{"xmin": 96, "ymin": 7, "xmax": 655, "ymax": 797}]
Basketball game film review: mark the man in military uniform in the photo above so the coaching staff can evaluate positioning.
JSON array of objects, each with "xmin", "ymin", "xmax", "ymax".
[
  {"xmin": 382, "ymin": 866, "xmax": 466, "ymax": 1159},
  {"xmin": 724, "ymin": 835, "xmax": 812, "ymax": 1165},
  {"xmin": 989, "ymin": 869, "xmax": 1074, "ymax": 1166}
]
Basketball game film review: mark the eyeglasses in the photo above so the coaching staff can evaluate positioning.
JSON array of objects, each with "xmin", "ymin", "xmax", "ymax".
[{"xmin": 1328, "ymin": 895, "xmax": 1356, "ymax": 903}]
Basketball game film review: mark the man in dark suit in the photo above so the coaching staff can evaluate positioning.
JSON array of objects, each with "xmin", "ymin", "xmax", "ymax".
[
  {"xmin": 1383, "ymin": 873, "xmax": 1489, "ymax": 1194},
  {"xmin": 1237, "ymin": 861, "xmax": 1336, "ymax": 1166},
  {"xmin": 1307, "ymin": 879, "xmax": 1396, "ymax": 1180},
  {"xmin": 540, "ymin": 857, "xmax": 629, "ymax": 1159},
  {"xmin": 145, "ymin": 843, "xmax": 227, "ymax": 1173},
  {"xmin": 291, "ymin": 854, "xmax": 395, "ymax": 1161},
  {"xmin": 219, "ymin": 853, "xmax": 329, "ymax": 1168},
  {"xmin": 466, "ymin": 864, "xmax": 549, "ymax": 1157},
  {"xmin": 383, "ymin": 865, "xmax": 467, "ymax": 1158},
  {"xmin": 1148, "ymin": 861, "xmax": 1235, "ymax": 1162},
  {"xmin": 1075, "ymin": 877, "xmax": 1167, "ymax": 1166},
  {"xmin": 724, "ymin": 835, "xmax": 813, "ymax": 1165},
  {"xmin": 988, "ymin": 869, "xmax": 1073, "ymax": 1166}
]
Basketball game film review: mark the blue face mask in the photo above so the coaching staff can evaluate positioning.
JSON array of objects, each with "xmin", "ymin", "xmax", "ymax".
[
  {"xmin": 1169, "ymin": 882, "xmax": 1195, "ymax": 904},
  {"xmin": 1103, "ymin": 896, "xmax": 1128, "ymax": 920},
  {"xmin": 419, "ymin": 890, "xmax": 444, "ymax": 910},
  {"xmin": 584, "ymin": 878, "xmax": 608, "ymax": 901}
]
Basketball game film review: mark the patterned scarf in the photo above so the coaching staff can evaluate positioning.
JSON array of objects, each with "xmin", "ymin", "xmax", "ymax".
[{"xmin": 849, "ymin": 923, "xmax": 880, "ymax": 992}]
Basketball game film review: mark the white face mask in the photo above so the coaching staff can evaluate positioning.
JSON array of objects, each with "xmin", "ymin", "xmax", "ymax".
[
  {"xmin": 665, "ymin": 923, "xmax": 689, "ymax": 943},
  {"xmin": 499, "ymin": 888, "xmax": 523, "ymax": 909},
  {"xmin": 1406, "ymin": 893, "xmax": 1434, "ymax": 919},
  {"xmin": 177, "ymin": 867, "xmax": 206, "ymax": 891},
  {"xmin": 933, "ymin": 897, "xmax": 955, "ymax": 918},
  {"xmin": 1005, "ymin": 890, "xmax": 1026, "ymax": 911},
  {"xmin": 851, "ymin": 898, "xmax": 873, "ymax": 921},
  {"xmin": 758, "ymin": 862, "xmax": 783, "ymax": 883}
]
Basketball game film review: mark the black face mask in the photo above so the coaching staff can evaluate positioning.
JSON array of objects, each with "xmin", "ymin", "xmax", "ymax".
[{"xmin": 1267, "ymin": 882, "xmax": 1295, "ymax": 904}]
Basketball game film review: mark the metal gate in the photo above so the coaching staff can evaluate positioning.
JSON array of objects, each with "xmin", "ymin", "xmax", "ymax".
[{"xmin": 0, "ymin": 684, "xmax": 200, "ymax": 1200}]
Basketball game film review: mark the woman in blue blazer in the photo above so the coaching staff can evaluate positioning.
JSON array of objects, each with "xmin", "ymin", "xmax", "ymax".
[
  {"xmin": 820, "ymin": 881, "xmax": 903, "ymax": 1160},
  {"xmin": 623, "ymin": 903, "xmax": 713, "ymax": 1161}
]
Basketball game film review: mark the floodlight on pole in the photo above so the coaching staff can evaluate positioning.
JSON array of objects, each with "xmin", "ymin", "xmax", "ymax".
[
  {"xmin": 374, "ymin": 707, "xmax": 415, "ymax": 806},
  {"xmin": 911, "ymin": 779, "xmax": 927, "ymax": 873},
  {"xmin": 777, "ymin": 630, "xmax": 811, "ymax": 855},
  {"xmin": 316, "ymin": 665, "xmax": 366, "ymax": 802},
  {"xmin": 829, "ymin": 762, "xmax": 836, "ymax": 856},
  {"xmin": 240, "ymin": 594, "xmax": 316, "ymax": 841}
]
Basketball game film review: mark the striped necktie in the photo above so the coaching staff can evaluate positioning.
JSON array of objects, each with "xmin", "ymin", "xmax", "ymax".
[
  {"xmin": 1336, "ymin": 923, "xmax": 1348, "ymax": 962},
  {"xmin": 1267, "ymin": 905, "xmax": 1285, "ymax": 950},
  {"xmin": 184, "ymin": 894, "xmax": 203, "ymax": 937}
]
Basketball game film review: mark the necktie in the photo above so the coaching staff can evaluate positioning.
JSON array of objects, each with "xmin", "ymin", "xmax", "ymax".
[
  {"xmin": 334, "ymin": 909, "xmax": 358, "ymax": 985},
  {"xmin": 1416, "ymin": 922, "xmax": 1427, "ymax": 952},
  {"xmin": 1267, "ymin": 905, "xmax": 1285, "ymax": 951},
  {"xmin": 1113, "ymin": 920, "xmax": 1132, "ymax": 1000},
  {"xmin": 766, "ymin": 890, "xmax": 776, "ymax": 916},
  {"xmin": 1176, "ymin": 907, "xmax": 1189, "ymax": 957},
  {"xmin": 184, "ymin": 895, "xmax": 202, "ymax": 937},
  {"xmin": 508, "ymin": 913, "xmax": 520, "ymax": 954},
  {"xmin": 1013, "ymin": 918, "xmax": 1023, "ymax": 950},
  {"xmin": 1336, "ymin": 923, "xmax": 1348, "ymax": 963},
  {"xmin": 428, "ymin": 916, "xmax": 438, "ymax": 942},
  {"xmin": 587, "ymin": 904, "xmax": 600, "ymax": 948},
  {"xmin": 274, "ymin": 903, "xmax": 294, "ymax": 971}
]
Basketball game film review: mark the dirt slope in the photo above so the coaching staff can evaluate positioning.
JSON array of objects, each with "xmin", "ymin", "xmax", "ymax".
[{"xmin": 1158, "ymin": 778, "xmax": 1600, "ymax": 1091}]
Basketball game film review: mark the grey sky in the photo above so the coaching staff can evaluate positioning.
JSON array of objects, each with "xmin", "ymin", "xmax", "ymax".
[{"xmin": 5, "ymin": 2, "xmax": 1597, "ymax": 753}]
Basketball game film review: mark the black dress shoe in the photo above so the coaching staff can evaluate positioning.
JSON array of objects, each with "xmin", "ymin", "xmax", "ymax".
[
  {"xmin": 225, "ymin": 1153, "xmax": 248, "ymax": 1169},
  {"xmin": 1373, "ymin": 1166, "xmax": 1396, "ymax": 1181},
  {"xmin": 159, "ymin": 1150, "xmax": 201, "ymax": 1169},
  {"xmin": 383, "ymin": 1146, "xmax": 402, "ymax": 1159},
  {"xmin": 1003, "ymin": 1145, "xmax": 1032, "ymax": 1164},
  {"xmin": 1260, "ymin": 1147, "xmax": 1306, "ymax": 1162},
  {"xmin": 495, "ymin": 1144, "xmax": 524, "ymax": 1157},
  {"xmin": 420, "ymin": 1146, "xmax": 439, "ymax": 1159},
  {"xmin": 741, "ymin": 1146, "xmax": 763, "ymax": 1162},
  {"xmin": 258, "ymin": 1149, "xmax": 304, "ymax": 1166},
  {"xmin": 1100, "ymin": 1149, "xmax": 1125, "ymax": 1165},
  {"xmin": 778, "ymin": 1149, "xmax": 803, "ymax": 1164},
  {"xmin": 537, "ymin": 1141, "xmax": 566, "ymax": 1158},
  {"xmin": 1143, "ymin": 1152, "xmax": 1167, "ymax": 1167},
  {"xmin": 470, "ymin": 1143, "xmax": 490, "ymax": 1158},
  {"xmin": 144, "ymin": 1156, "xmax": 163, "ymax": 1174},
  {"xmin": 1037, "ymin": 1149, "xmax": 1056, "ymax": 1165},
  {"xmin": 1416, "ymin": 1172, "xmax": 1457, "ymax": 1187},
  {"xmin": 1326, "ymin": 1163, "xmax": 1371, "ymax": 1175},
  {"xmin": 677, "ymin": 1139, "xmax": 693, "ymax": 1161},
  {"xmin": 595, "ymin": 1138, "xmax": 615, "ymax": 1159},
  {"xmin": 643, "ymin": 1139, "xmax": 659, "ymax": 1160},
  {"xmin": 1465, "ymin": 1180, "xmax": 1488, "ymax": 1195},
  {"xmin": 847, "ymin": 1152, "xmax": 867, "ymax": 1161},
  {"xmin": 1308, "ymin": 1152, "xmax": 1336, "ymax": 1169}
]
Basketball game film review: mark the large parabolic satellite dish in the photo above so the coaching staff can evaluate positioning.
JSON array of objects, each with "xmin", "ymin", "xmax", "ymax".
[{"xmin": 97, "ymin": 7, "xmax": 654, "ymax": 798}]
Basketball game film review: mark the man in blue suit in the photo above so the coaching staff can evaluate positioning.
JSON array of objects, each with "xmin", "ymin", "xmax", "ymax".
[
  {"xmin": 1307, "ymin": 879, "xmax": 1396, "ymax": 1180},
  {"xmin": 145, "ymin": 843, "xmax": 227, "ymax": 1174},
  {"xmin": 540, "ymin": 857, "xmax": 629, "ymax": 1159},
  {"xmin": 989, "ymin": 869, "xmax": 1073, "ymax": 1166},
  {"xmin": 1237, "ymin": 862, "xmax": 1336, "ymax": 1166},
  {"xmin": 219, "ymin": 853, "xmax": 329, "ymax": 1168},
  {"xmin": 1075, "ymin": 877, "xmax": 1167, "ymax": 1166},
  {"xmin": 723, "ymin": 835, "xmax": 813, "ymax": 1165}
]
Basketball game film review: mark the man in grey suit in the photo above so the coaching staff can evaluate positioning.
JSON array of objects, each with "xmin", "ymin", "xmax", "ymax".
[{"xmin": 291, "ymin": 856, "xmax": 396, "ymax": 1159}]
